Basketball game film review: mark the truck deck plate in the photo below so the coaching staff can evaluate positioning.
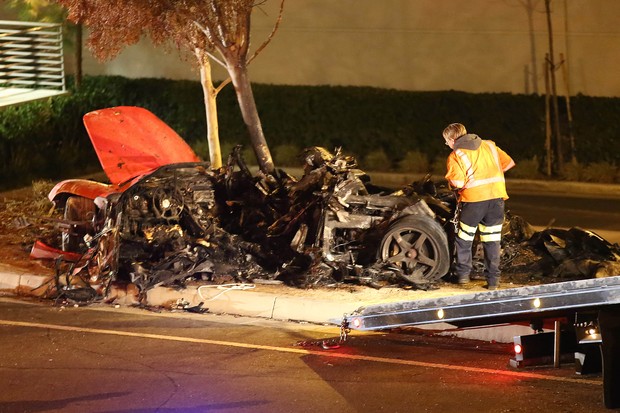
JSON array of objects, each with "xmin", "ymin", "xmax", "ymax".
[{"xmin": 347, "ymin": 276, "xmax": 620, "ymax": 330}]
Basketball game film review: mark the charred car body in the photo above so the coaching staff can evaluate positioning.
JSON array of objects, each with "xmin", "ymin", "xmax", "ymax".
[{"xmin": 33, "ymin": 107, "xmax": 451, "ymax": 301}]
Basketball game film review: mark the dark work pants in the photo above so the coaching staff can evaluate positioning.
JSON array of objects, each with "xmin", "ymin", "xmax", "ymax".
[{"xmin": 454, "ymin": 198, "xmax": 504, "ymax": 285}]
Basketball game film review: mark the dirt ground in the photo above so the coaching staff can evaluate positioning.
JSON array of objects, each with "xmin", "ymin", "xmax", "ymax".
[{"xmin": 0, "ymin": 182, "xmax": 60, "ymax": 276}]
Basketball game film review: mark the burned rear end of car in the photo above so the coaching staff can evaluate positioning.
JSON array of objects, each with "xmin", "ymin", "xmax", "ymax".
[{"xmin": 273, "ymin": 148, "xmax": 451, "ymax": 287}]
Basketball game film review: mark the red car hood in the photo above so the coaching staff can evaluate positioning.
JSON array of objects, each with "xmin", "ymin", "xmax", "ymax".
[{"xmin": 83, "ymin": 106, "xmax": 201, "ymax": 185}]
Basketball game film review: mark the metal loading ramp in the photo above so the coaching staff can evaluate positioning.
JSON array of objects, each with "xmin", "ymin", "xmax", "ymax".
[
  {"xmin": 346, "ymin": 276, "xmax": 620, "ymax": 331},
  {"xmin": 344, "ymin": 275, "xmax": 620, "ymax": 409}
]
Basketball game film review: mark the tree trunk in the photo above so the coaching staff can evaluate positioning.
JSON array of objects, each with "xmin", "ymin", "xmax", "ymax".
[
  {"xmin": 75, "ymin": 24, "xmax": 82, "ymax": 89},
  {"xmin": 197, "ymin": 51, "xmax": 222, "ymax": 168},
  {"xmin": 227, "ymin": 62, "xmax": 275, "ymax": 174}
]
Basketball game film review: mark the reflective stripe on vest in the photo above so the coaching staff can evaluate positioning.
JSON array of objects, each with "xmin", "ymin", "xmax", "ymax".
[
  {"xmin": 454, "ymin": 149, "xmax": 474, "ymax": 188},
  {"xmin": 455, "ymin": 142, "xmax": 505, "ymax": 190}
]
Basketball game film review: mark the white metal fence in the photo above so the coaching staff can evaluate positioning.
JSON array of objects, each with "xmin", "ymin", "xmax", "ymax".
[{"xmin": 0, "ymin": 20, "xmax": 66, "ymax": 107}]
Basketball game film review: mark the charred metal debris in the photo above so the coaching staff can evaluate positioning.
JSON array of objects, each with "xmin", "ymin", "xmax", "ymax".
[{"xmin": 32, "ymin": 146, "xmax": 620, "ymax": 303}]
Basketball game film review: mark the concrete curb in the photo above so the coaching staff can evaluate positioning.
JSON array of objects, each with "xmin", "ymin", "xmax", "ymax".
[
  {"xmin": 145, "ymin": 284, "xmax": 360, "ymax": 324},
  {"xmin": 0, "ymin": 266, "xmax": 544, "ymax": 343},
  {"xmin": 0, "ymin": 269, "xmax": 53, "ymax": 296},
  {"xmin": 0, "ymin": 269, "xmax": 380, "ymax": 325}
]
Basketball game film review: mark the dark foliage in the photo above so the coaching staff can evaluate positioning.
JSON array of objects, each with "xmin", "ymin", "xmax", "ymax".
[{"xmin": 1, "ymin": 75, "xmax": 618, "ymax": 190}]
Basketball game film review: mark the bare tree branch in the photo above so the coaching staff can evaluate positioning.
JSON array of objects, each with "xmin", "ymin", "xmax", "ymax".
[{"xmin": 247, "ymin": 0, "xmax": 285, "ymax": 65}]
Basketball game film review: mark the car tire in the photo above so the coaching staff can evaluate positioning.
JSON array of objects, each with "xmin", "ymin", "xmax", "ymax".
[{"xmin": 378, "ymin": 214, "xmax": 450, "ymax": 284}]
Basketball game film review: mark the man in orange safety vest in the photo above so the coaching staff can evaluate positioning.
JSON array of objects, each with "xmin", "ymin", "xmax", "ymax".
[{"xmin": 443, "ymin": 123, "xmax": 515, "ymax": 290}]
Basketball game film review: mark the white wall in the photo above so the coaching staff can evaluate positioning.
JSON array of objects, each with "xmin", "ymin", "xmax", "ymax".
[{"xmin": 6, "ymin": 0, "xmax": 620, "ymax": 97}]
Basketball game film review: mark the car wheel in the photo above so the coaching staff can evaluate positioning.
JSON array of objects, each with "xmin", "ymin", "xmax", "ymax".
[
  {"xmin": 62, "ymin": 196, "xmax": 96, "ymax": 252},
  {"xmin": 378, "ymin": 214, "xmax": 450, "ymax": 284}
]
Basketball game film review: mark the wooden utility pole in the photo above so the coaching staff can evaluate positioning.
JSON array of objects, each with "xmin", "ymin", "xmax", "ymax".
[
  {"xmin": 544, "ymin": 55, "xmax": 552, "ymax": 176},
  {"xmin": 523, "ymin": 0, "xmax": 539, "ymax": 94},
  {"xmin": 545, "ymin": 0, "xmax": 563, "ymax": 173},
  {"xmin": 561, "ymin": 0, "xmax": 577, "ymax": 164},
  {"xmin": 560, "ymin": 53, "xmax": 576, "ymax": 164}
]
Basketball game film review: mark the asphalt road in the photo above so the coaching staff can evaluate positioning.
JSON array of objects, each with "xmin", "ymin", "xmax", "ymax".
[
  {"xmin": 369, "ymin": 171, "xmax": 620, "ymax": 241},
  {"xmin": 506, "ymin": 193, "xmax": 620, "ymax": 233},
  {"xmin": 0, "ymin": 298, "xmax": 610, "ymax": 413}
]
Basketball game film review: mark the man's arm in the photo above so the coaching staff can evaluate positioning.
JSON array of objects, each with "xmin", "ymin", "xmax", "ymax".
[{"xmin": 497, "ymin": 147, "xmax": 515, "ymax": 172}]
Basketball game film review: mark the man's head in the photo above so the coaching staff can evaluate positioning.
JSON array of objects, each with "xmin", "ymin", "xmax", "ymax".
[{"xmin": 442, "ymin": 123, "xmax": 467, "ymax": 148}]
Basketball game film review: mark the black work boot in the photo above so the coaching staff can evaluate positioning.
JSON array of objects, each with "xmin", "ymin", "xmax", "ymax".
[
  {"xmin": 486, "ymin": 277, "xmax": 499, "ymax": 290},
  {"xmin": 458, "ymin": 274, "xmax": 470, "ymax": 284}
]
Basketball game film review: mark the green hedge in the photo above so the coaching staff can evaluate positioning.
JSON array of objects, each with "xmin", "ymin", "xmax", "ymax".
[{"xmin": 0, "ymin": 75, "xmax": 618, "ymax": 190}]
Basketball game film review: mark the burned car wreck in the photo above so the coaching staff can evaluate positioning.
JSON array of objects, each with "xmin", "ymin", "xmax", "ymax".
[
  {"xmin": 31, "ymin": 106, "xmax": 620, "ymax": 304},
  {"xmin": 31, "ymin": 107, "xmax": 452, "ymax": 302}
]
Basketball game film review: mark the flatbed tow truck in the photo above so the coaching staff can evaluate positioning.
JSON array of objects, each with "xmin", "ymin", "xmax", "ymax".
[{"xmin": 343, "ymin": 276, "xmax": 620, "ymax": 409}]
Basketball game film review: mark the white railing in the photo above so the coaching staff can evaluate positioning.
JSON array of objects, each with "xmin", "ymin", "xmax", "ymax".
[{"xmin": 0, "ymin": 20, "xmax": 66, "ymax": 107}]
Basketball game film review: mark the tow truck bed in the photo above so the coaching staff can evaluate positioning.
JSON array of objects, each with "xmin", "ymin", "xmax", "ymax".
[
  {"xmin": 346, "ymin": 276, "xmax": 620, "ymax": 330},
  {"xmin": 344, "ymin": 276, "xmax": 620, "ymax": 409}
]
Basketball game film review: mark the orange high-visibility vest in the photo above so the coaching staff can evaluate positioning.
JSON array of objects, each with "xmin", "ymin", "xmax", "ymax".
[{"xmin": 445, "ymin": 140, "xmax": 515, "ymax": 202}]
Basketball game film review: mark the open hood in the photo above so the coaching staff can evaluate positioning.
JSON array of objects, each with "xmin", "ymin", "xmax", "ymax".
[{"xmin": 83, "ymin": 106, "xmax": 201, "ymax": 185}]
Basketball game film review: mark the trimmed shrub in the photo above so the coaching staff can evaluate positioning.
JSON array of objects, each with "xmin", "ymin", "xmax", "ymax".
[
  {"xmin": 241, "ymin": 146, "xmax": 258, "ymax": 166},
  {"xmin": 430, "ymin": 156, "xmax": 447, "ymax": 177},
  {"xmin": 561, "ymin": 162, "xmax": 587, "ymax": 182},
  {"xmin": 582, "ymin": 161, "xmax": 618, "ymax": 183},
  {"xmin": 219, "ymin": 141, "xmax": 237, "ymax": 164},
  {"xmin": 398, "ymin": 151, "xmax": 430, "ymax": 174},
  {"xmin": 273, "ymin": 144, "xmax": 302, "ymax": 167},
  {"xmin": 191, "ymin": 140, "xmax": 210, "ymax": 161},
  {"xmin": 2, "ymin": 75, "xmax": 620, "ymax": 190},
  {"xmin": 363, "ymin": 149, "xmax": 391, "ymax": 171},
  {"xmin": 508, "ymin": 156, "xmax": 544, "ymax": 180}
]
